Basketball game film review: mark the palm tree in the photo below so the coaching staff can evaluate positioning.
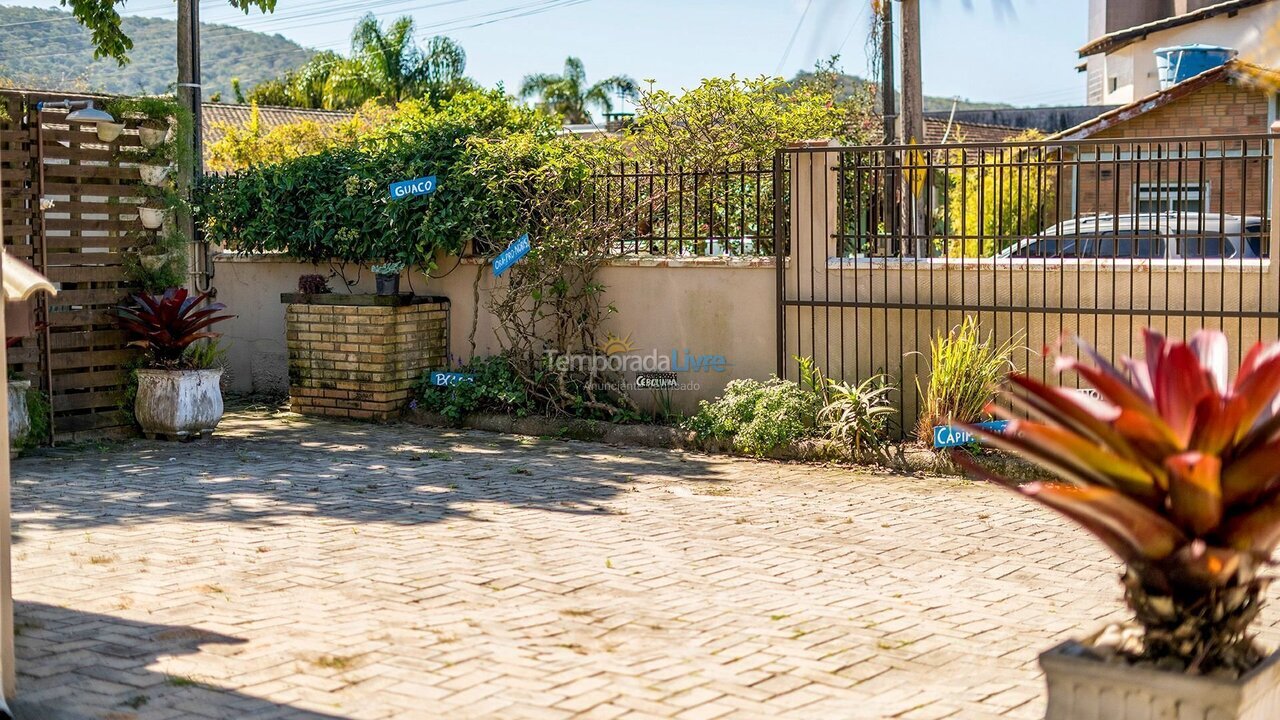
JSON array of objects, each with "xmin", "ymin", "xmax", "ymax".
[
  {"xmin": 519, "ymin": 57, "xmax": 638, "ymax": 124},
  {"xmin": 327, "ymin": 14, "xmax": 468, "ymax": 108}
]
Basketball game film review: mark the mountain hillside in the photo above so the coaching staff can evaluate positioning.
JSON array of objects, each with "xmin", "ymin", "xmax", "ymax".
[
  {"xmin": 0, "ymin": 4, "xmax": 311, "ymax": 99},
  {"xmin": 790, "ymin": 69, "xmax": 1012, "ymax": 112}
]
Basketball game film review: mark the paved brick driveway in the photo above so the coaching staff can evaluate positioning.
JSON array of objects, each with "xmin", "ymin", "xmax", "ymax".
[{"xmin": 8, "ymin": 409, "xmax": 1280, "ymax": 720}]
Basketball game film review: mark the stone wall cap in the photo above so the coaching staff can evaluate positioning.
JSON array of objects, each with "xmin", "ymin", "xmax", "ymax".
[{"xmin": 281, "ymin": 293, "xmax": 449, "ymax": 307}]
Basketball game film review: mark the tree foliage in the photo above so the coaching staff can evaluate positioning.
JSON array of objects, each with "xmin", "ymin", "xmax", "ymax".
[
  {"xmin": 630, "ymin": 72, "xmax": 879, "ymax": 170},
  {"xmin": 61, "ymin": 0, "xmax": 277, "ymax": 65},
  {"xmin": 198, "ymin": 90, "xmax": 559, "ymax": 270},
  {"xmin": 242, "ymin": 14, "xmax": 470, "ymax": 110},
  {"xmin": 519, "ymin": 57, "xmax": 637, "ymax": 124},
  {"xmin": 939, "ymin": 130, "xmax": 1057, "ymax": 257}
]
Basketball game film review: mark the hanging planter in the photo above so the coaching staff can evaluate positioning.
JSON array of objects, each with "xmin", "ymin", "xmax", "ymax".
[
  {"xmin": 138, "ymin": 205, "xmax": 167, "ymax": 230},
  {"xmin": 96, "ymin": 122, "xmax": 125, "ymax": 143},
  {"xmin": 138, "ymin": 122, "xmax": 170, "ymax": 149},
  {"xmin": 138, "ymin": 246, "xmax": 179, "ymax": 272},
  {"xmin": 139, "ymin": 164, "xmax": 171, "ymax": 187}
]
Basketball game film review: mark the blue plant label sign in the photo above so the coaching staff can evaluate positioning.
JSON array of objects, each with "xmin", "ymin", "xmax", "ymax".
[
  {"xmin": 430, "ymin": 372, "xmax": 474, "ymax": 387},
  {"xmin": 493, "ymin": 233, "xmax": 531, "ymax": 277},
  {"xmin": 932, "ymin": 420, "xmax": 1010, "ymax": 449},
  {"xmin": 388, "ymin": 175, "xmax": 437, "ymax": 200}
]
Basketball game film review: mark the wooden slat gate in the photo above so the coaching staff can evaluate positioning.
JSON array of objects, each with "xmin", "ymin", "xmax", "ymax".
[{"xmin": 0, "ymin": 90, "xmax": 142, "ymax": 441}]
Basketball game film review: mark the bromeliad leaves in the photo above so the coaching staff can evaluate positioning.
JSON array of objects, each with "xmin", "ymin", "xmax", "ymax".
[
  {"xmin": 115, "ymin": 288, "xmax": 234, "ymax": 368},
  {"xmin": 954, "ymin": 328, "xmax": 1280, "ymax": 594}
]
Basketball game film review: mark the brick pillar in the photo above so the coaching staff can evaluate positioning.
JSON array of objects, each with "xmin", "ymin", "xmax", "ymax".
[{"xmin": 285, "ymin": 297, "xmax": 448, "ymax": 422}]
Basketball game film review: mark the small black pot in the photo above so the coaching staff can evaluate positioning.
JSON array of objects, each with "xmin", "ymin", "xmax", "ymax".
[{"xmin": 375, "ymin": 273, "xmax": 400, "ymax": 296}]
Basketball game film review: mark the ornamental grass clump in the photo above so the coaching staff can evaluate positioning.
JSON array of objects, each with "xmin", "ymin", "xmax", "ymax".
[
  {"xmin": 916, "ymin": 317, "xmax": 1022, "ymax": 443},
  {"xmin": 956, "ymin": 329, "xmax": 1280, "ymax": 676}
]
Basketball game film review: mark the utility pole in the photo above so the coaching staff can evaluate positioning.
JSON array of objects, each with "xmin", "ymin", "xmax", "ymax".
[
  {"xmin": 899, "ymin": 0, "xmax": 923, "ymax": 145},
  {"xmin": 176, "ymin": 0, "xmax": 207, "ymax": 292},
  {"xmin": 879, "ymin": 1, "xmax": 896, "ymax": 145}
]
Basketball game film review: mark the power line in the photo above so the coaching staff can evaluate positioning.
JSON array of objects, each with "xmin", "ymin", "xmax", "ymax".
[
  {"xmin": 775, "ymin": 0, "xmax": 815, "ymax": 75},
  {"xmin": 834, "ymin": 1, "xmax": 871, "ymax": 58},
  {"xmin": 0, "ymin": 0, "xmax": 590, "ymax": 67},
  {"xmin": 206, "ymin": 0, "xmax": 594, "ymax": 70}
]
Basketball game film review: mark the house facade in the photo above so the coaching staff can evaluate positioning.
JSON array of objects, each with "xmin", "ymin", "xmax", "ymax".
[
  {"xmin": 1082, "ymin": 0, "xmax": 1280, "ymax": 105},
  {"xmin": 1053, "ymin": 60, "xmax": 1276, "ymax": 246}
]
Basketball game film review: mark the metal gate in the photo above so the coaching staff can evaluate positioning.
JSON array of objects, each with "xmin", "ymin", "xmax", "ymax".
[{"xmin": 776, "ymin": 133, "xmax": 1279, "ymax": 439}]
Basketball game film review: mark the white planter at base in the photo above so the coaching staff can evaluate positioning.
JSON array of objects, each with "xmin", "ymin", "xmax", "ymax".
[
  {"xmin": 135, "ymin": 368, "xmax": 223, "ymax": 440},
  {"xmin": 1041, "ymin": 640, "xmax": 1280, "ymax": 720},
  {"xmin": 7, "ymin": 380, "xmax": 30, "ymax": 449}
]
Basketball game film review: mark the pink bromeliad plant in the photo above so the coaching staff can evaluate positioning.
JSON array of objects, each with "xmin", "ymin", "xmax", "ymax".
[{"xmin": 956, "ymin": 329, "xmax": 1280, "ymax": 675}]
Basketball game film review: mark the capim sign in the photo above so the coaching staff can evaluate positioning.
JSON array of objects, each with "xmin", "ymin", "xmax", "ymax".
[
  {"xmin": 389, "ymin": 175, "xmax": 437, "ymax": 200},
  {"xmin": 932, "ymin": 420, "xmax": 1010, "ymax": 449}
]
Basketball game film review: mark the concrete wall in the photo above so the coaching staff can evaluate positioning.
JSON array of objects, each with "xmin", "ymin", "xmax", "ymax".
[{"xmin": 212, "ymin": 253, "xmax": 778, "ymax": 413}]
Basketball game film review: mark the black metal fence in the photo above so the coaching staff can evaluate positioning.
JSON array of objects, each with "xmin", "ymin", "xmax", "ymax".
[
  {"xmin": 777, "ymin": 133, "xmax": 1277, "ymax": 439},
  {"xmin": 591, "ymin": 162, "xmax": 776, "ymax": 256}
]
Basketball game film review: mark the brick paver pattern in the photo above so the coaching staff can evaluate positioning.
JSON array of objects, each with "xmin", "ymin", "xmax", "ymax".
[{"xmin": 11, "ymin": 409, "xmax": 1280, "ymax": 719}]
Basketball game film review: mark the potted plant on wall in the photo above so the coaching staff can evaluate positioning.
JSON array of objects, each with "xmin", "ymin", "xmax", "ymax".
[
  {"xmin": 954, "ymin": 329, "xmax": 1280, "ymax": 720},
  {"xmin": 106, "ymin": 96, "xmax": 176, "ymax": 149},
  {"xmin": 115, "ymin": 288, "xmax": 234, "ymax": 440},
  {"xmin": 371, "ymin": 261, "xmax": 405, "ymax": 296}
]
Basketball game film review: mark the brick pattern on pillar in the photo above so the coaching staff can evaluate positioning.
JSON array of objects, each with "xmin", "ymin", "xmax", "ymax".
[{"xmin": 286, "ymin": 301, "xmax": 448, "ymax": 421}]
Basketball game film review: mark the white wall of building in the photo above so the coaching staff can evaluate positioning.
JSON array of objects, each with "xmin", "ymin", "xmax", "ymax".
[{"xmin": 1094, "ymin": 2, "xmax": 1280, "ymax": 105}]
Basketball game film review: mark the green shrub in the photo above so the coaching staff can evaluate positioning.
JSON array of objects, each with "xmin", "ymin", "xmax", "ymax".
[
  {"xmin": 414, "ymin": 356, "xmax": 533, "ymax": 422},
  {"xmin": 818, "ymin": 374, "xmax": 896, "ymax": 456},
  {"xmin": 916, "ymin": 316, "xmax": 1022, "ymax": 443},
  {"xmin": 685, "ymin": 378, "xmax": 820, "ymax": 457},
  {"xmin": 197, "ymin": 90, "xmax": 563, "ymax": 270}
]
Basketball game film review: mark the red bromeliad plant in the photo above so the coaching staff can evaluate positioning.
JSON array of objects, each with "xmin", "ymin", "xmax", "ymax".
[
  {"xmin": 956, "ymin": 329, "xmax": 1280, "ymax": 675},
  {"xmin": 115, "ymin": 288, "xmax": 233, "ymax": 368}
]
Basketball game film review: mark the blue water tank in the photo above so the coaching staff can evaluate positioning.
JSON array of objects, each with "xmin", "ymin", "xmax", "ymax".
[{"xmin": 1155, "ymin": 45, "xmax": 1236, "ymax": 89}]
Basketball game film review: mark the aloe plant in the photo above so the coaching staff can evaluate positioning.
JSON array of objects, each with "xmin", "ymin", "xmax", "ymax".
[
  {"xmin": 116, "ymin": 288, "xmax": 234, "ymax": 368},
  {"xmin": 956, "ymin": 329, "xmax": 1280, "ymax": 675}
]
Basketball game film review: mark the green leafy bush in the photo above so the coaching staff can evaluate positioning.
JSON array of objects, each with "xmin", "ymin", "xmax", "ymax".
[
  {"xmin": 414, "ymin": 356, "xmax": 533, "ymax": 422},
  {"xmin": 686, "ymin": 378, "xmax": 821, "ymax": 457},
  {"xmin": 916, "ymin": 316, "xmax": 1022, "ymax": 443},
  {"xmin": 197, "ymin": 90, "xmax": 560, "ymax": 269}
]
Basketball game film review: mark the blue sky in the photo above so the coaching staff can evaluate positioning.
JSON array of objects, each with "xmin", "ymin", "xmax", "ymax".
[{"xmin": 10, "ymin": 0, "xmax": 1089, "ymax": 107}]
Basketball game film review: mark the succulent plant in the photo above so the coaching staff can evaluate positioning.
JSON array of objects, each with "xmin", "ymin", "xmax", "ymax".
[
  {"xmin": 954, "ymin": 329, "xmax": 1280, "ymax": 675},
  {"xmin": 297, "ymin": 274, "xmax": 330, "ymax": 295},
  {"xmin": 116, "ymin": 288, "xmax": 234, "ymax": 368}
]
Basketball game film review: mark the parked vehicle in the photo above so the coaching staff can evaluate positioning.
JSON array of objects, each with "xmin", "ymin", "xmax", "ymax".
[{"xmin": 999, "ymin": 212, "xmax": 1265, "ymax": 260}]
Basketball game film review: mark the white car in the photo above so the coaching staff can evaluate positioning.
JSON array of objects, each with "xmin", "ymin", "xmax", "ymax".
[{"xmin": 1000, "ymin": 213, "xmax": 1265, "ymax": 260}]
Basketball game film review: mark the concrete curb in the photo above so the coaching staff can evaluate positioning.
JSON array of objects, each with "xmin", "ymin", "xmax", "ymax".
[{"xmin": 403, "ymin": 409, "xmax": 1048, "ymax": 480}]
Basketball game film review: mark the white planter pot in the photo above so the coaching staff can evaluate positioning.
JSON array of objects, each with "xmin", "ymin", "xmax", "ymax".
[
  {"xmin": 138, "ymin": 125, "xmax": 169, "ymax": 148},
  {"xmin": 135, "ymin": 368, "xmax": 224, "ymax": 440},
  {"xmin": 7, "ymin": 380, "xmax": 30, "ymax": 450},
  {"xmin": 1041, "ymin": 639, "xmax": 1280, "ymax": 720},
  {"xmin": 97, "ymin": 122, "xmax": 125, "ymax": 143},
  {"xmin": 138, "ymin": 206, "xmax": 167, "ymax": 230},
  {"xmin": 139, "ymin": 164, "xmax": 171, "ymax": 186}
]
